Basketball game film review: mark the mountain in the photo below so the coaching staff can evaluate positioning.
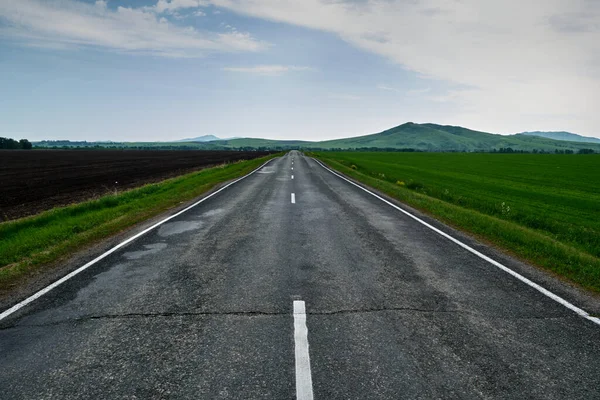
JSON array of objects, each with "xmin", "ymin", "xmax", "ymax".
[
  {"xmin": 178, "ymin": 135, "xmax": 221, "ymax": 142},
  {"xmin": 214, "ymin": 122, "xmax": 600, "ymax": 152},
  {"xmin": 32, "ymin": 123, "xmax": 600, "ymax": 152},
  {"xmin": 316, "ymin": 123, "xmax": 496, "ymax": 151},
  {"xmin": 516, "ymin": 131, "xmax": 600, "ymax": 144},
  {"xmin": 209, "ymin": 138, "xmax": 311, "ymax": 148}
]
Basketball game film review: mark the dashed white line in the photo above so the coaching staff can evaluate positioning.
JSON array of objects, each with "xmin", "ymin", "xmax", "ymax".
[
  {"xmin": 0, "ymin": 158, "xmax": 279, "ymax": 322},
  {"xmin": 313, "ymin": 158, "xmax": 600, "ymax": 327},
  {"xmin": 292, "ymin": 175, "xmax": 294, "ymax": 180},
  {"xmin": 291, "ymin": 193, "xmax": 296, "ymax": 204},
  {"xmin": 293, "ymin": 300, "xmax": 314, "ymax": 400}
]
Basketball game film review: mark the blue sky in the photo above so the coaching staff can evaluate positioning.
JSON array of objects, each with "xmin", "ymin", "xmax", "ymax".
[{"xmin": 1, "ymin": 0, "xmax": 599, "ymax": 141}]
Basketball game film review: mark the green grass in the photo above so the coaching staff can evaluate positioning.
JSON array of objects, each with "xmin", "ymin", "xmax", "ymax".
[
  {"xmin": 0, "ymin": 154, "xmax": 278, "ymax": 293},
  {"xmin": 312, "ymin": 152, "xmax": 600, "ymax": 292}
]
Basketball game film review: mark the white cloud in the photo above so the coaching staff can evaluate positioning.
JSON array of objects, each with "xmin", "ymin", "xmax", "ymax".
[
  {"xmin": 407, "ymin": 88, "xmax": 431, "ymax": 95},
  {"xmin": 0, "ymin": 0, "xmax": 267, "ymax": 57},
  {"xmin": 222, "ymin": 65, "xmax": 314, "ymax": 75},
  {"xmin": 377, "ymin": 84, "xmax": 401, "ymax": 93},
  {"xmin": 207, "ymin": 0, "xmax": 600, "ymax": 134},
  {"xmin": 328, "ymin": 93, "xmax": 361, "ymax": 100},
  {"xmin": 154, "ymin": 0, "xmax": 208, "ymax": 14},
  {"xmin": 377, "ymin": 84, "xmax": 430, "ymax": 96},
  {"xmin": 378, "ymin": 85, "xmax": 430, "ymax": 95}
]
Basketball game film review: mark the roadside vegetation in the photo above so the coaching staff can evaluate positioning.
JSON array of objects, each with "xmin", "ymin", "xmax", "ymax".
[
  {"xmin": 0, "ymin": 154, "xmax": 278, "ymax": 295},
  {"xmin": 311, "ymin": 152, "xmax": 600, "ymax": 292}
]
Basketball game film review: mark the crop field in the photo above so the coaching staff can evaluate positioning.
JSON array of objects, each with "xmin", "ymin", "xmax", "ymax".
[
  {"xmin": 0, "ymin": 150, "xmax": 272, "ymax": 221},
  {"xmin": 0, "ymin": 153, "xmax": 278, "ymax": 295},
  {"xmin": 313, "ymin": 152, "xmax": 600, "ymax": 291}
]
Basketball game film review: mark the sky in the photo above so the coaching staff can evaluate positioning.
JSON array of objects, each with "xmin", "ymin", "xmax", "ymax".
[{"xmin": 1, "ymin": 0, "xmax": 599, "ymax": 142}]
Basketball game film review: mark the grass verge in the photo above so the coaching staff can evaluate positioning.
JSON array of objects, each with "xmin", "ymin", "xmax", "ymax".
[
  {"xmin": 311, "ymin": 153, "xmax": 600, "ymax": 293},
  {"xmin": 0, "ymin": 154, "xmax": 278, "ymax": 295}
]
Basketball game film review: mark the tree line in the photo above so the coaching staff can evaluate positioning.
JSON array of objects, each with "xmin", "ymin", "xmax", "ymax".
[
  {"xmin": 493, "ymin": 147, "xmax": 595, "ymax": 154},
  {"xmin": 0, "ymin": 137, "xmax": 32, "ymax": 149}
]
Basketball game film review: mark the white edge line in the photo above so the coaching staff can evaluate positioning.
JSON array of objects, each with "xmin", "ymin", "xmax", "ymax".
[
  {"xmin": 0, "ymin": 157, "xmax": 278, "ymax": 322},
  {"xmin": 293, "ymin": 300, "xmax": 314, "ymax": 400},
  {"xmin": 312, "ymin": 158, "xmax": 600, "ymax": 327}
]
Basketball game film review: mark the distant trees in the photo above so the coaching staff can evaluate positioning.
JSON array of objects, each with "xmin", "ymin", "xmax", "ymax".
[
  {"xmin": 492, "ymin": 147, "xmax": 531, "ymax": 153},
  {"xmin": 491, "ymin": 147, "xmax": 595, "ymax": 154},
  {"xmin": 19, "ymin": 139, "xmax": 32, "ymax": 149},
  {"xmin": 496, "ymin": 147, "xmax": 516, "ymax": 153},
  {"xmin": 578, "ymin": 148, "xmax": 595, "ymax": 154},
  {"xmin": 0, "ymin": 137, "xmax": 20, "ymax": 149},
  {"xmin": 0, "ymin": 137, "xmax": 32, "ymax": 149}
]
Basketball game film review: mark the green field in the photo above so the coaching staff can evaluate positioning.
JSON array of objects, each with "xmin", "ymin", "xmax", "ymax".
[
  {"xmin": 0, "ymin": 154, "xmax": 278, "ymax": 294},
  {"xmin": 313, "ymin": 152, "xmax": 600, "ymax": 292}
]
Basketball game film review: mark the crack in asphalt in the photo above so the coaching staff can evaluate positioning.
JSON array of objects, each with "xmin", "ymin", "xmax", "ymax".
[
  {"xmin": 310, "ymin": 307, "xmax": 465, "ymax": 315},
  {"xmin": 0, "ymin": 307, "xmax": 575, "ymax": 331},
  {"xmin": 1, "ymin": 307, "xmax": 450, "ymax": 328},
  {"xmin": 0, "ymin": 310, "xmax": 285, "ymax": 330},
  {"xmin": 0, "ymin": 307, "xmax": 445, "ymax": 330},
  {"xmin": 310, "ymin": 308, "xmax": 578, "ymax": 321}
]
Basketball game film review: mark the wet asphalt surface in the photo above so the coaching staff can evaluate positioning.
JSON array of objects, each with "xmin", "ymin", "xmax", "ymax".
[{"xmin": 1, "ymin": 151, "xmax": 599, "ymax": 399}]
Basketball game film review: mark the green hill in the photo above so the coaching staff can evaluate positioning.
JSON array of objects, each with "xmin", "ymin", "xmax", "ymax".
[
  {"xmin": 317, "ymin": 123, "xmax": 492, "ymax": 150},
  {"xmin": 211, "ymin": 138, "xmax": 312, "ymax": 149},
  {"xmin": 219, "ymin": 122, "xmax": 600, "ymax": 152},
  {"xmin": 517, "ymin": 131, "xmax": 600, "ymax": 144},
  {"xmin": 33, "ymin": 123, "xmax": 600, "ymax": 152}
]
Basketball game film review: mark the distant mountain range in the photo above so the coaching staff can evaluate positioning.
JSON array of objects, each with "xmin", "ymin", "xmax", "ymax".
[
  {"xmin": 177, "ymin": 135, "xmax": 221, "ymax": 142},
  {"xmin": 516, "ymin": 131, "xmax": 600, "ymax": 144},
  {"xmin": 33, "ymin": 123, "xmax": 600, "ymax": 152},
  {"xmin": 177, "ymin": 135, "xmax": 242, "ymax": 142},
  {"xmin": 205, "ymin": 123, "xmax": 600, "ymax": 152}
]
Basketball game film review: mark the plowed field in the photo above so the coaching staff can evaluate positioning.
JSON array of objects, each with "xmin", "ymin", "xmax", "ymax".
[{"xmin": 0, "ymin": 150, "xmax": 272, "ymax": 221}]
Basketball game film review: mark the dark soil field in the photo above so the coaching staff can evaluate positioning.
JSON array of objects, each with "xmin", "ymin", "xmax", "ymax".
[{"xmin": 0, "ymin": 150, "xmax": 272, "ymax": 221}]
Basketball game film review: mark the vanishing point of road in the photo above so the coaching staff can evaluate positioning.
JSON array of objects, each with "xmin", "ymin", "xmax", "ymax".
[{"xmin": 1, "ymin": 151, "xmax": 599, "ymax": 399}]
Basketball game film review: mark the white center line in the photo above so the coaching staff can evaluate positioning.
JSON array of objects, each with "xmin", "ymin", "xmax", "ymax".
[
  {"xmin": 291, "ymin": 193, "xmax": 296, "ymax": 204},
  {"xmin": 291, "ymin": 175, "xmax": 294, "ymax": 180},
  {"xmin": 292, "ymin": 167, "xmax": 294, "ymax": 170},
  {"xmin": 293, "ymin": 300, "xmax": 314, "ymax": 400}
]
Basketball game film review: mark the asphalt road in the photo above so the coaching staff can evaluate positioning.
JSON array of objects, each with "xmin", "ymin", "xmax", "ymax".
[{"xmin": 1, "ymin": 151, "xmax": 599, "ymax": 399}]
